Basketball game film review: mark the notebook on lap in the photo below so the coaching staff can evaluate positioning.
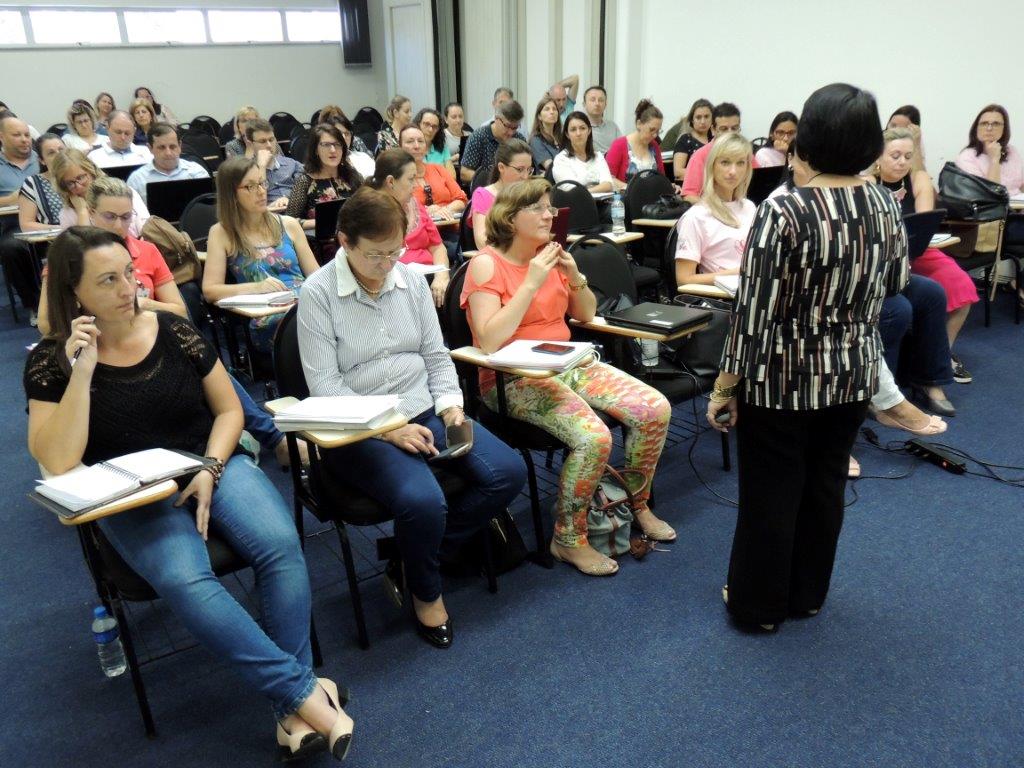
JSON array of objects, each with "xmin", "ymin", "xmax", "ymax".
[{"xmin": 604, "ymin": 302, "xmax": 712, "ymax": 333}]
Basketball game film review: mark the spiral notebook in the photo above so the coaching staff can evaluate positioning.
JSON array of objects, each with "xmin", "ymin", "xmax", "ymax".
[{"xmin": 30, "ymin": 449, "xmax": 214, "ymax": 519}]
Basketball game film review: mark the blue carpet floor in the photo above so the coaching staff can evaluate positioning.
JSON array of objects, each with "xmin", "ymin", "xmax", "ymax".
[{"xmin": 1, "ymin": 298, "xmax": 1022, "ymax": 768}]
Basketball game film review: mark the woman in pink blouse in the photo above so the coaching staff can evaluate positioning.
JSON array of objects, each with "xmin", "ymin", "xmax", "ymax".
[
  {"xmin": 470, "ymin": 138, "xmax": 533, "ymax": 250},
  {"xmin": 956, "ymin": 104, "xmax": 1023, "ymax": 195},
  {"xmin": 367, "ymin": 148, "xmax": 450, "ymax": 306},
  {"xmin": 674, "ymin": 133, "xmax": 756, "ymax": 288}
]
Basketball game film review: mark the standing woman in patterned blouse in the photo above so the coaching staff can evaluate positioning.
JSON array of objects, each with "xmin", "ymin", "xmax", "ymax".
[{"xmin": 707, "ymin": 83, "xmax": 909, "ymax": 631}]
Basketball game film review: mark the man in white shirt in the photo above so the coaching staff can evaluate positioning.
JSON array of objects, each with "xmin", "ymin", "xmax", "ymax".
[
  {"xmin": 127, "ymin": 124, "xmax": 209, "ymax": 203},
  {"xmin": 583, "ymin": 86, "xmax": 622, "ymax": 154},
  {"xmin": 88, "ymin": 111, "xmax": 153, "ymax": 168}
]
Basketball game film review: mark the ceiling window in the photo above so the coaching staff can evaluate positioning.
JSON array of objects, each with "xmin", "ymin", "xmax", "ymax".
[
  {"xmin": 124, "ymin": 10, "xmax": 206, "ymax": 45},
  {"xmin": 286, "ymin": 10, "xmax": 342, "ymax": 42},
  {"xmin": 207, "ymin": 10, "xmax": 283, "ymax": 44},
  {"xmin": 30, "ymin": 9, "xmax": 121, "ymax": 45}
]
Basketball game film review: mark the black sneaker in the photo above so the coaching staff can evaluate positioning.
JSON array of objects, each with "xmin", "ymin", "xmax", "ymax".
[{"xmin": 951, "ymin": 355, "xmax": 972, "ymax": 384}]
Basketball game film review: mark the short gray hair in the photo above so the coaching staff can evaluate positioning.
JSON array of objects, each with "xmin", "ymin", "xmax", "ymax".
[{"xmin": 496, "ymin": 100, "xmax": 524, "ymax": 124}]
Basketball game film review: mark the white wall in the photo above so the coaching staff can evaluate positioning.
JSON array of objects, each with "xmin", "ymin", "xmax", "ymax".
[
  {"xmin": 607, "ymin": 0, "xmax": 1024, "ymax": 177},
  {"xmin": 0, "ymin": 0, "xmax": 391, "ymax": 132}
]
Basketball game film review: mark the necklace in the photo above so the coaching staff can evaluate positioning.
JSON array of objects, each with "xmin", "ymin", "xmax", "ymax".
[{"xmin": 353, "ymin": 273, "xmax": 382, "ymax": 297}]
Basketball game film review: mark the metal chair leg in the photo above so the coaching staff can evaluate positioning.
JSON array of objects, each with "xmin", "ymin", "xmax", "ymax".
[
  {"xmin": 721, "ymin": 431, "xmax": 731, "ymax": 472},
  {"xmin": 310, "ymin": 615, "xmax": 324, "ymax": 668},
  {"xmin": 334, "ymin": 522, "xmax": 370, "ymax": 650},
  {"xmin": 481, "ymin": 527, "xmax": 498, "ymax": 594},
  {"xmin": 522, "ymin": 451, "xmax": 553, "ymax": 568},
  {"xmin": 113, "ymin": 599, "xmax": 157, "ymax": 739}
]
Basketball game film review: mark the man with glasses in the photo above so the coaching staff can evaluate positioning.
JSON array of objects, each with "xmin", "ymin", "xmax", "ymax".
[
  {"xmin": 0, "ymin": 115, "xmax": 42, "ymax": 324},
  {"xmin": 459, "ymin": 100, "xmax": 527, "ymax": 184},
  {"xmin": 88, "ymin": 110, "xmax": 153, "ymax": 169},
  {"xmin": 681, "ymin": 102, "xmax": 759, "ymax": 203},
  {"xmin": 127, "ymin": 124, "xmax": 209, "ymax": 203},
  {"xmin": 243, "ymin": 118, "xmax": 303, "ymax": 212}
]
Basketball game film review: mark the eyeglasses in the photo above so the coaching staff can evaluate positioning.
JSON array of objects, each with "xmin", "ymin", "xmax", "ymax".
[
  {"xmin": 979, "ymin": 121, "xmax": 1004, "ymax": 130},
  {"xmin": 95, "ymin": 211, "xmax": 134, "ymax": 225},
  {"xmin": 423, "ymin": 183, "xmax": 434, "ymax": 206},
  {"xmin": 497, "ymin": 117, "xmax": 520, "ymax": 132},
  {"xmin": 237, "ymin": 180, "xmax": 269, "ymax": 194},
  {"xmin": 62, "ymin": 172, "xmax": 91, "ymax": 190},
  {"xmin": 522, "ymin": 203, "xmax": 558, "ymax": 216},
  {"xmin": 319, "ymin": 142, "xmax": 343, "ymax": 151},
  {"xmin": 359, "ymin": 246, "xmax": 406, "ymax": 264},
  {"xmin": 773, "ymin": 129, "xmax": 797, "ymax": 138},
  {"xmin": 508, "ymin": 164, "xmax": 532, "ymax": 175}
]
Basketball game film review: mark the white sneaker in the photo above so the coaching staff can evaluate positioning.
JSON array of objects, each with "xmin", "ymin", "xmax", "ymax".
[{"xmin": 29, "ymin": 310, "xmax": 38, "ymax": 327}]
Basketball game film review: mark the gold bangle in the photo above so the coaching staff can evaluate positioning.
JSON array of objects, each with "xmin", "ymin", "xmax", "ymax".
[
  {"xmin": 569, "ymin": 275, "xmax": 588, "ymax": 291},
  {"xmin": 712, "ymin": 382, "xmax": 738, "ymax": 400}
]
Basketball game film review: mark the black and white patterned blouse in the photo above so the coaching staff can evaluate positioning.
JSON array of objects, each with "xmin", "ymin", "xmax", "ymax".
[
  {"xmin": 19, "ymin": 174, "xmax": 63, "ymax": 225},
  {"xmin": 720, "ymin": 184, "xmax": 909, "ymax": 410}
]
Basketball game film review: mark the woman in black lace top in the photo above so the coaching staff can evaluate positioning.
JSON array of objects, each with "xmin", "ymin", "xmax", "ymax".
[
  {"xmin": 24, "ymin": 227, "xmax": 354, "ymax": 761},
  {"xmin": 286, "ymin": 123, "xmax": 363, "ymax": 230},
  {"xmin": 707, "ymin": 84, "xmax": 909, "ymax": 632}
]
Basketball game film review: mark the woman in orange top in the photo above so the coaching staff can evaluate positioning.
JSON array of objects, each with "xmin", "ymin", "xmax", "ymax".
[
  {"xmin": 399, "ymin": 125, "xmax": 467, "ymax": 221},
  {"xmin": 460, "ymin": 178, "xmax": 674, "ymax": 577}
]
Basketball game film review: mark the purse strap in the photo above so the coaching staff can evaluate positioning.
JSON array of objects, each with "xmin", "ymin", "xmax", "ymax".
[{"xmin": 594, "ymin": 465, "xmax": 644, "ymax": 512}]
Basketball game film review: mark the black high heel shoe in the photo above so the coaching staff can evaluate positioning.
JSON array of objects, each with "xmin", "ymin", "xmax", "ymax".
[{"xmin": 414, "ymin": 616, "xmax": 454, "ymax": 649}]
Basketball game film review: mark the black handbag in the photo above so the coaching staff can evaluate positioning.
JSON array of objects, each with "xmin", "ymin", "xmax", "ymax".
[
  {"xmin": 936, "ymin": 161, "xmax": 1009, "ymax": 222},
  {"xmin": 641, "ymin": 194, "xmax": 691, "ymax": 220},
  {"xmin": 666, "ymin": 294, "xmax": 733, "ymax": 379}
]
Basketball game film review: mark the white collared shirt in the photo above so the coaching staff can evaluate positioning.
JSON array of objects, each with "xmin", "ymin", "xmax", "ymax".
[
  {"xmin": 297, "ymin": 252, "xmax": 463, "ymax": 418},
  {"xmin": 88, "ymin": 143, "xmax": 153, "ymax": 169}
]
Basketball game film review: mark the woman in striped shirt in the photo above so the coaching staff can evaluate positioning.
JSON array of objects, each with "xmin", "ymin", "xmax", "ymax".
[{"xmin": 708, "ymin": 83, "xmax": 909, "ymax": 631}]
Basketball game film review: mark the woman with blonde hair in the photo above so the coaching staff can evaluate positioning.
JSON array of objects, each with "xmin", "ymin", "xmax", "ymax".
[
  {"xmin": 225, "ymin": 105, "xmax": 260, "ymax": 158},
  {"xmin": 203, "ymin": 156, "xmax": 319, "ymax": 353},
  {"xmin": 62, "ymin": 102, "xmax": 107, "ymax": 153},
  {"xmin": 128, "ymin": 98, "xmax": 157, "ymax": 144},
  {"xmin": 52, "ymin": 149, "xmax": 150, "ymax": 236},
  {"xmin": 674, "ymin": 132, "xmax": 756, "ymax": 287},
  {"xmin": 376, "ymin": 95, "xmax": 412, "ymax": 155},
  {"xmin": 93, "ymin": 92, "xmax": 115, "ymax": 129},
  {"xmin": 461, "ymin": 178, "xmax": 675, "ymax": 577}
]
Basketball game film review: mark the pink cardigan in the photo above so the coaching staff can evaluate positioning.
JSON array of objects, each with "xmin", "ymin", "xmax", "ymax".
[{"xmin": 605, "ymin": 136, "xmax": 665, "ymax": 181}]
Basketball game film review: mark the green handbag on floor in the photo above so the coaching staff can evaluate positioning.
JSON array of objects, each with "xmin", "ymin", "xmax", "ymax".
[{"xmin": 586, "ymin": 466, "xmax": 643, "ymax": 558}]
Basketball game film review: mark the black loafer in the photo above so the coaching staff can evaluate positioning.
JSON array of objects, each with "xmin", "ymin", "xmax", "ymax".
[
  {"xmin": 415, "ymin": 617, "xmax": 453, "ymax": 649},
  {"xmin": 912, "ymin": 386, "xmax": 956, "ymax": 417}
]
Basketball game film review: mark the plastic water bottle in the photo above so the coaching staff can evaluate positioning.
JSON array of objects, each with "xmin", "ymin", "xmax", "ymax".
[
  {"xmin": 641, "ymin": 338, "xmax": 659, "ymax": 367},
  {"xmin": 610, "ymin": 192, "xmax": 625, "ymax": 234},
  {"xmin": 92, "ymin": 606, "xmax": 127, "ymax": 678}
]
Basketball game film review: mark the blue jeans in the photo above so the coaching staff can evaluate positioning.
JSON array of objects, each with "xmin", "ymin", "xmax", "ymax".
[
  {"xmin": 98, "ymin": 456, "xmax": 316, "ymax": 720},
  {"xmin": 323, "ymin": 411, "xmax": 527, "ymax": 602},
  {"xmin": 229, "ymin": 375, "xmax": 285, "ymax": 452},
  {"xmin": 879, "ymin": 274, "xmax": 953, "ymax": 387}
]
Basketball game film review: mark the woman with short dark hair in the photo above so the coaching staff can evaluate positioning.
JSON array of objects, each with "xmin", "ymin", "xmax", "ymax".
[{"xmin": 708, "ymin": 83, "xmax": 908, "ymax": 631}]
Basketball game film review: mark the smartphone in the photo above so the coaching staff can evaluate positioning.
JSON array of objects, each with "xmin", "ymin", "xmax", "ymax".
[
  {"xmin": 531, "ymin": 342, "xmax": 574, "ymax": 355},
  {"xmin": 428, "ymin": 420, "xmax": 475, "ymax": 463},
  {"xmin": 551, "ymin": 207, "xmax": 571, "ymax": 248}
]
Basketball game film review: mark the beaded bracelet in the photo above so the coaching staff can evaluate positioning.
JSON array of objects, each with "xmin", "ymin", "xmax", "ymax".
[{"xmin": 200, "ymin": 458, "xmax": 226, "ymax": 487}]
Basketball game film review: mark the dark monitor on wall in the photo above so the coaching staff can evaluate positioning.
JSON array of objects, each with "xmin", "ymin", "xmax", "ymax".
[{"xmin": 339, "ymin": 0, "xmax": 371, "ymax": 67}]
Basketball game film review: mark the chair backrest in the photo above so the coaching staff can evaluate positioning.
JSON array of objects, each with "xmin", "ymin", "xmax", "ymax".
[
  {"xmin": 904, "ymin": 209, "xmax": 948, "ymax": 259},
  {"xmin": 47, "ymin": 122, "xmax": 68, "ymax": 136},
  {"xmin": 269, "ymin": 112, "xmax": 301, "ymax": 148},
  {"xmin": 218, "ymin": 120, "xmax": 236, "ymax": 146},
  {"xmin": 309, "ymin": 109, "xmax": 322, "ymax": 125},
  {"xmin": 662, "ymin": 222, "xmax": 681, "ymax": 297},
  {"xmin": 182, "ymin": 132, "xmax": 223, "ymax": 170},
  {"xmin": 624, "ymin": 169, "xmax": 674, "ymax": 225},
  {"xmin": 178, "ymin": 192, "xmax": 218, "ymax": 247},
  {"xmin": 357, "ymin": 130, "xmax": 378, "ymax": 154},
  {"xmin": 750, "ymin": 136, "xmax": 770, "ymax": 153},
  {"xmin": 550, "ymin": 179, "xmax": 602, "ymax": 235},
  {"xmin": 272, "ymin": 305, "xmax": 310, "ymax": 399},
  {"xmin": 180, "ymin": 152, "xmax": 211, "ymax": 174},
  {"xmin": 188, "ymin": 115, "xmax": 221, "ymax": 138},
  {"xmin": 352, "ymin": 106, "xmax": 384, "ymax": 134},
  {"xmin": 568, "ymin": 235, "xmax": 638, "ymax": 305},
  {"xmin": 290, "ymin": 123, "xmax": 310, "ymax": 144},
  {"xmin": 177, "ymin": 122, "xmax": 192, "ymax": 133},
  {"xmin": 458, "ymin": 197, "xmax": 476, "ymax": 250},
  {"xmin": 747, "ymin": 166, "xmax": 786, "ymax": 206},
  {"xmin": 470, "ymin": 165, "xmax": 492, "ymax": 195},
  {"xmin": 289, "ymin": 132, "xmax": 310, "ymax": 162}
]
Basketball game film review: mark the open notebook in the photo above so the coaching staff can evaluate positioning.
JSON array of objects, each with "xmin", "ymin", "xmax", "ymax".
[
  {"xmin": 30, "ymin": 449, "xmax": 213, "ymax": 519},
  {"xmin": 216, "ymin": 290, "xmax": 296, "ymax": 308},
  {"xmin": 273, "ymin": 395, "xmax": 401, "ymax": 432}
]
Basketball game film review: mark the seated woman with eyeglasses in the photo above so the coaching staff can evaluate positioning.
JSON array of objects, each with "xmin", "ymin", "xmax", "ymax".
[
  {"xmin": 26, "ymin": 226, "xmax": 353, "ymax": 762},
  {"xmin": 286, "ymin": 123, "xmax": 364, "ymax": 232},
  {"xmin": 297, "ymin": 187, "xmax": 526, "ymax": 648},
  {"xmin": 51, "ymin": 149, "xmax": 149, "ymax": 236},
  {"xmin": 399, "ymin": 125, "xmax": 467, "ymax": 221},
  {"xmin": 461, "ymin": 178, "xmax": 675, "ymax": 577},
  {"xmin": 754, "ymin": 111, "xmax": 798, "ymax": 168},
  {"xmin": 365, "ymin": 149, "xmax": 451, "ymax": 306},
  {"xmin": 204, "ymin": 157, "xmax": 320, "ymax": 354},
  {"xmin": 470, "ymin": 138, "xmax": 533, "ymax": 250}
]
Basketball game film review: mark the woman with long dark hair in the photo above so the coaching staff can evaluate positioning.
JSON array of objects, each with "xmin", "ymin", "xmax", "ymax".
[{"xmin": 286, "ymin": 123, "xmax": 363, "ymax": 230}]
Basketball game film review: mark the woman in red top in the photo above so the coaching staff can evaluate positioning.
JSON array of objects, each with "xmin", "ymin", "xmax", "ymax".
[
  {"xmin": 460, "ymin": 178, "xmax": 674, "ymax": 577},
  {"xmin": 605, "ymin": 99, "xmax": 666, "ymax": 182},
  {"xmin": 367, "ymin": 149, "xmax": 450, "ymax": 306}
]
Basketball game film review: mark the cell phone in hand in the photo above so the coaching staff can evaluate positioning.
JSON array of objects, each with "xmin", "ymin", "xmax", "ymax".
[
  {"xmin": 551, "ymin": 207, "xmax": 571, "ymax": 248},
  {"xmin": 428, "ymin": 420, "xmax": 474, "ymax": 463},
  {"xmin": 531, "ymin": 342, "xmax": 573, "ymax": 355}
]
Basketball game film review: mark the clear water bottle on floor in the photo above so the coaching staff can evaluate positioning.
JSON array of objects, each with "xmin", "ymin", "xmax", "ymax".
[
  {"xmin": 611, "ymin": 192, "xmax": 625, "ymax": 234},
  {"xmin": 641, "ymin": 338, "xmax": 659, "ymax": 367},
  {"xmin": 92, "ymin": 606, "xmax": 127, "ymax": 678}
]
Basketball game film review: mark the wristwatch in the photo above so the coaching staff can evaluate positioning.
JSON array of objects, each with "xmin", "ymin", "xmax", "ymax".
[{"xmin": 569, "ymin": 274, "xmax": 589, "ymax": 291}]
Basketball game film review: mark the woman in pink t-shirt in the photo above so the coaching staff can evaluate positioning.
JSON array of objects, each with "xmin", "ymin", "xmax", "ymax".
[
  {"xmin": 470, "ymin": 138, "xmax": 533, "ymax": 250},
  {"xmin": 675, "ymin": 133, "xmax": 756, "ymax": 288},
  {"xmin": 955, "ymin": 104, "xmax": 1024, "ymax": 195},
  {"xmin": 461, "ymin": 178, "xmax": 674, "ymax": 578},
  {"xmin": 367, "ymin": 148, "xmax": 451, "ymax": 306}
]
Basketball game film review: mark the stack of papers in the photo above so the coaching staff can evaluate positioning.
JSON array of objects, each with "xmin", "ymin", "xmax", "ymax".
[
  {"xmin": 486, "ymin": 340, "xmax": 595, "ymax": 371},
  {"xmin": 273, "ymin": 395, "xmax": 401, "ymax": 432},
  {"xmin": 713, "ymin": 274, "xmax": 739, "ymax": 296},
  {"xmin": 930, "ymin": 233, "xmax": 952, "ymax": 245},
  {"xmin": 405, "ymin": 263, "xmax": 448, "ymax": 276},
  {"xmin": 216, "ymin": 291, "xmax": 295, "ymax": 308}
]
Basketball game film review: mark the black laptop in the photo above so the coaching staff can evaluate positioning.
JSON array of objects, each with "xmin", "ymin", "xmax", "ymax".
[
  {"xmin": 903, "ymin": 209, "xmax": 947, "ymax": 259},
  {"xmin": 314, "ymin": 198, "xmax": 344, "ymax": 241},
  {"xmin": 105, "ymin": 163, "xmax": 143, "ymax": 182},
  {"xmin": 146, "ymin": 177, "xmax": 215, "ymax": 223},
  {"xmin": 605, "ymin": 302, "xmax": 712, "ymax": 333},
  {"xmin": 747, "ymin": 166, "xmax": 786, "ymax": 206}
]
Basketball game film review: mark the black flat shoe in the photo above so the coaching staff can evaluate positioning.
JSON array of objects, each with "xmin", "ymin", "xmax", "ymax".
[
  {"xmin": 382, "ymin": 557, "xmax": 405, "ymax": 609},
  {"xmin": 911, "ymin": 386, "xmax": 956, "ymax": 417},
  {"xmin": 415, "ymin": 617, "xmax": 453, "ymax": 649}
]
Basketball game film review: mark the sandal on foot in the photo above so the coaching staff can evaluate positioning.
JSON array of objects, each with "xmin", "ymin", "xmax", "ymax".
[{"xmin": 549, "ymin": 541, "xmax": 618, "ymax": 576}]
